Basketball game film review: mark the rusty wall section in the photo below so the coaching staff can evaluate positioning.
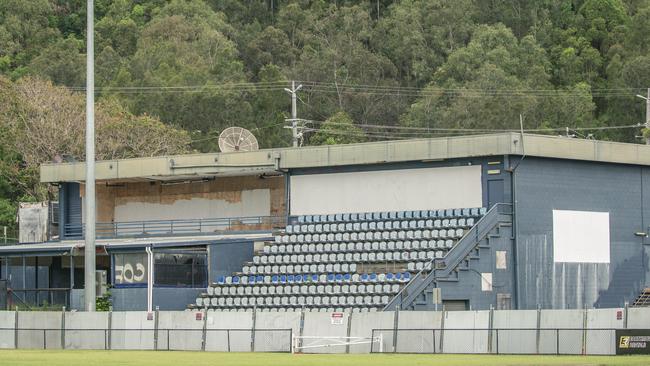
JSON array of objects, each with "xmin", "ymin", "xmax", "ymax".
[{"xmin": 84, "ymin": 175, "xmax": 286, "ymax": 223}]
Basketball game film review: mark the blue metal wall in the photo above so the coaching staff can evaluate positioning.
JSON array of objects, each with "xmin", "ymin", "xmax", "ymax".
[{"xmin": 513, "ymin": 157, "xmax": 649, "ymax": 309}]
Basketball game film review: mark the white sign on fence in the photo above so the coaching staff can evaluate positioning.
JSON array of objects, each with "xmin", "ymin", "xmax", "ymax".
[{"xmin": 331, "ymin": 312, "xmax": 344, "ymax": 325}]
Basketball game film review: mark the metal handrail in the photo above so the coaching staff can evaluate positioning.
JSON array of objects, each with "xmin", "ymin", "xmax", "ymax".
[
  {"xmin": 384, "ymin": 203, "xmax": 513, "ymax": 311},
  {"xmin": 63, "ymin": 215, "xmax": 287, "ymax": 239}
]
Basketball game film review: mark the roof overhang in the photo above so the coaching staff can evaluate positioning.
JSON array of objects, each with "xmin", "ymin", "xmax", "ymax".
[
  {"xmin": 40, "ymin": 133, "xmax": 650, "ymax": 183},
  {"xmin": 0, "ymin": 233, "xmax": 272, "ymax": 256}
]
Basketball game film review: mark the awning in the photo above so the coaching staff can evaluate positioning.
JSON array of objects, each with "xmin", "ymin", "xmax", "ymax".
[{"xmin": 0, "ymin": 232, "xmax": 272, "ymax": 256}]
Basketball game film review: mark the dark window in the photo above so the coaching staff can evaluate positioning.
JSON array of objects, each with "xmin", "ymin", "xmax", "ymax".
[{"xmin": 154, "ymin": 252, "xmax": 207, "ymax": 288}]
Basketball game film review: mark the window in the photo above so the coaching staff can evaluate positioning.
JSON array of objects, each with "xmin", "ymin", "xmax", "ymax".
[{"xmin": 154, "ymin": 252, "xmax": 207, "ymax": 288}]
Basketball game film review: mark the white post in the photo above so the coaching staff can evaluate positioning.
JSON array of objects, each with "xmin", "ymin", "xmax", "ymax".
[
  {"xmin": 146, "ymin": 246, "xmax": 153, "ymax": 313},
  {"xmin": 84, "ymin": 0, "xmax": 96, "ymax": 312}
]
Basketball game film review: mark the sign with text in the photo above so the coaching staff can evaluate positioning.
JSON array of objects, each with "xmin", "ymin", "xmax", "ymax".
[
  {"xmin": 616, "ymin": 330, "xmax": 650, "ymax": 355},
  {"xmin": 114, "ymin": 253, "xmax": 148, "ymax": 285},
  {"xmin": 331, "ymin": 313, "xmax": 344, "ymax": 325}
]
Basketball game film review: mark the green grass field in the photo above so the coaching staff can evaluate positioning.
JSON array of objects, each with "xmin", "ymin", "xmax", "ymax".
[{"xmin": 0, "ymin": 350, "xmax": 649, "ymax": 366}]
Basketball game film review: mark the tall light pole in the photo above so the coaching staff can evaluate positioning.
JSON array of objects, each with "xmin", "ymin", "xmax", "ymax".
[
  {"xmin": 636, "ymin": 88, "xmax": 650, "ymax": 145},
  {"xmin": 84, "ymin": 0, "xmax": 96, "ymax": 312}
]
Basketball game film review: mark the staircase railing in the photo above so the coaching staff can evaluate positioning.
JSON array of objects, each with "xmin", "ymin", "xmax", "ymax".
[{"xmin": 384, "ymin": 203, "xmax": 513, "ymax": 311}]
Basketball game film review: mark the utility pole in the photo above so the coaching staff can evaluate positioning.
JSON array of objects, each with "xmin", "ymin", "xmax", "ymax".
[
  {"xmin": 636, "ymin": 88, "xmax": 650, "ymax": 145},
  {"xmin": 284, "ymin": 81, "xmax": 303, "ymax": 147},
  {"xmin": 84, "ymin": 0, "xmax": 96, "ymax": 312}
]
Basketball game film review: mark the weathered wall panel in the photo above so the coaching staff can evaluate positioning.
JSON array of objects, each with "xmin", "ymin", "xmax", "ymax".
[{"xmin": 515, "ymin": 157, "xmax": 648, "ymax": 309}]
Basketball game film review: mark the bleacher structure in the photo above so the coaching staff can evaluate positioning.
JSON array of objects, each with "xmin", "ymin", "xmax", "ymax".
[{"xmin": 194, "ymin": 207, "xmax": 486, "ymax": 312}]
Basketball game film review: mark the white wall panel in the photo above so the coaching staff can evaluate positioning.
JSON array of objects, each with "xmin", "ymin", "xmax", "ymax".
[
  {"xmin": 290, "ymin": 166, "xmax": 482, "ymax": 215},
  {"xmin": 552, "ymin": 210, "xmax": 610, "ymax": 263},
  {"xmin": 114, "ymin": 189, "xmax": 270, "ymax": 221}
]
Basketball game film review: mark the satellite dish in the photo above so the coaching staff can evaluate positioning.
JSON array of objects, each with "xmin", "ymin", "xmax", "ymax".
[{"xmin": 218, "ymin": 127, "xmax": 259, "ymax": 152}]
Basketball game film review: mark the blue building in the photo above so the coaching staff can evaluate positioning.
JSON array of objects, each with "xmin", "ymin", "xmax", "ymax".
[{"xmin": 1, "ymin": 133, "xmax": 648, "ymax": 312}]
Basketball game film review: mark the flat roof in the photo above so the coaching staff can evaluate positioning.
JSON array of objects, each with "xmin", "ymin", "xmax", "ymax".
[{"xmin": 40, "ymin": 133, "xmax": 650, "ymax": 183}]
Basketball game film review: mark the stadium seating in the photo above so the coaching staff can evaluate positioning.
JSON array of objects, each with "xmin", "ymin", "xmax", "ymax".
[{"xmin": 194, "ymin": 207, "xmax": 485, "ymax": 312}]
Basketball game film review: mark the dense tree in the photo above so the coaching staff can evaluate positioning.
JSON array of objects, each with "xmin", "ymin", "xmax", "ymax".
[{"xmin": 309, "ymin": 111, "xmax": 367, "ymax": 145}]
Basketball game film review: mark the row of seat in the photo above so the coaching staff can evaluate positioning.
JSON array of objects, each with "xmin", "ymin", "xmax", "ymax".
[
  {"xmin": 265, "ymin": 239, "xmax": 454, "ymax": 255},
  {"xmin": 245, "ymin": 251, "xmax": 444, "ymax": 274},
  {"xmin": 214, "ymin": 272, "xmax": 412, "ymax": 286},
  {"xmin": 196, "ymin": 294, "xmax": 393, "ymax": 308},
  {"xmin": 295, "ymin": 207, "xmax": 486, "ymax": 224},
  {"xmin": 207, "ymin": 283, "xmax": 401, "ymax": 297},
  {"xmin": 286, "ymin": 218, "xmax": 475, "ymax": 236},
  {"xmin": 278, "ymin": 228, "xmax": 465, "ymax": 244}
]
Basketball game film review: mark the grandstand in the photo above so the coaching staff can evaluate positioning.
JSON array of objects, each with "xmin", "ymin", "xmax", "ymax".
[
  {"xmin": 1, "ymin": 133, "xmax": 649, "ymax": 313},
  {"xmin": 196, "ymin": 207, "xmax": 485, "ymax": 312}
]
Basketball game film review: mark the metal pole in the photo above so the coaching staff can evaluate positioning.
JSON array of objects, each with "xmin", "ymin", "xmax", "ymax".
[
  {"xmin": 284, "ymin": 81, "xmax": 303, "ymax": 147},
  {"xmin": 84, "ymin": 0, "xmax": 97, "ymax": 312},
  {"xmin": 291, "ymin": 81, "xmax": 297, "ymax": 147},
  {"xmin": 646, "ymin": 88, "xmax": 650, "ymax": 145}
]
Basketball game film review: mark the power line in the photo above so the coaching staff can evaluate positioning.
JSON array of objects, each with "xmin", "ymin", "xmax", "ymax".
[{"xmin": 302, "ymin": 119, "xmax": 643, "ymax": 133}]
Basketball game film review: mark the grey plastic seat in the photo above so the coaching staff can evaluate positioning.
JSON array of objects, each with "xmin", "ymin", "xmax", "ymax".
[{"xmin": 467, "ymin": 218, "xmax": 475, "ymax": 226}]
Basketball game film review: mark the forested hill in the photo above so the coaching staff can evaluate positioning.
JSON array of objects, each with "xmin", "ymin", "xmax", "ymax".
[{"xmin": 3, "ymin": 0, "xmax": 650, "ymax": 147}]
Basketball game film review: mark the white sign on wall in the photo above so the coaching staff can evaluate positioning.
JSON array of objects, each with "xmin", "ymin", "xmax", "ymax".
[
  {"xmin": 552, "ymin": 209, "xmax": 610, "ymax": 263},
  {"xmin": 114, "ymin": 253, "xmax": 148, "ymax": 285}
]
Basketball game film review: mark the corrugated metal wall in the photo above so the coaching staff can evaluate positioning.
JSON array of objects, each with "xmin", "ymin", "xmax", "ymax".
[{"xmin": 514, "ymin": 157, "xmax": 649, "ymax": 309}]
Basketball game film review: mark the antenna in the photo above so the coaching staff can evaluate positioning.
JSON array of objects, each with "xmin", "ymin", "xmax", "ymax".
[{"xmin": 218, "ymin": 127, "xmax": 259, "ymax": 152}]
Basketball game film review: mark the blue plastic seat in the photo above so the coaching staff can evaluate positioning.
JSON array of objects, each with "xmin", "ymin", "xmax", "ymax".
[
  {"xmin": 343, "ymin": 273, "xmax": 351, "ymax": 282},
  {"xmin": 360, "ymin": 273, "xmax": 369, "ymax": 282},
  {"xmin": 280, "ymin": 275, "xmax": 287, "ymax": 283},
  {"xmin": 394, "ymin": 273, "xmax": 402, "ymax": 281},
  {"xmin": 369, "ymin": 273, "xmax": 377, "ymax": 282},
  {"xmin": 216, "ymin": 276, "xmax": 225, "ymax": 284},
  {"xmin": 232, "ymin": 276, "xmax": 240, "ymax": 284},
  {"xmin": 271, "ymin": 275, "xmax": 279, "ymax": 283},
  {"xmin": 311, "ymin": 274, "xmax": 319, "ymax": 282},
  {"xmin": 327, "ymin": 273, "xmax": 336, "ymax": 282},
  {"xmin": 403, "ymin": 272, "xmax": 411, "ymax": 281},
  {"xmin": 335, "ymin": 274, "xmax": 343, "ymax": 282},
  {"xmin": 248, "ymin": 275, "xmax": 256, "ymax": 283},
  {"xmin": 386, "ymin": 273, "xmax": 394, "ymax": 281}
]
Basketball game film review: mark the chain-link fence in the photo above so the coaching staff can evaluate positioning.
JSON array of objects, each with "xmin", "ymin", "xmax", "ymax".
[
  {"xmin": 371, "ymin": 328, "xmax": 618, "ymax": 355},
  {"xmin": 1, "ymin": 327, "xmax": 292, "ymax": 352}
]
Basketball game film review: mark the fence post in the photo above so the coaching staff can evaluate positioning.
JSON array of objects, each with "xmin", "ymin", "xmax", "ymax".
[
  {"xmin": 298, "ymin": 307, "xmax": 305, "ymax": 352},
  {"xmin": 61, "ymin": 306, "xmax": 66, "ymax": 350},
  {"xmin": 201, "ymin": 306, "xmax": 208, "ymax": 351},
  {"xmin": 227, "ymin": 329, "xmax": 231, "ymax": 352},
  {"xmin": 392, "ymin": 307, "xmax": 399, "ymax": 353},
  {"xmin": 487, "ymin": 305, "xmax": 494, "ymax": 354},
  {"xmin": 535, "ymin": 304, "xmax": 541, "ymax": 354},
  {"xmin": 43, "ymin": 329, "xmax": 46, "ymax": 349},
  {"xmin": 107, "ymin": 306, "xmax": 112, "ymax": 350},
  {"xmin": 14, "ymin": 309, "xmax": 18, "ymax": 349},
  {"xmin": 582, "ymin": 306, "xmax": 588, "ymax": 355},
  {"xmin": 251, "ymin": 306, "xmax": 257, "ymax": 352},
  {"xmin": 556, "ymin": 329, "xmax": 560, "ymax": 355},
  {"xmin": 345, "ymin": 311, "xmax": 352, "ymax": 354},
  {"xmin": 153, "ymin": 306, "xmax": 159, "ymax": 351},
  {"xmin": 439, "ymin": 309, "xmax": 446, "ymax": 354},
  {"xmin": 624, "ymin": 301, "xmax": 629, "ymax": 329}
]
